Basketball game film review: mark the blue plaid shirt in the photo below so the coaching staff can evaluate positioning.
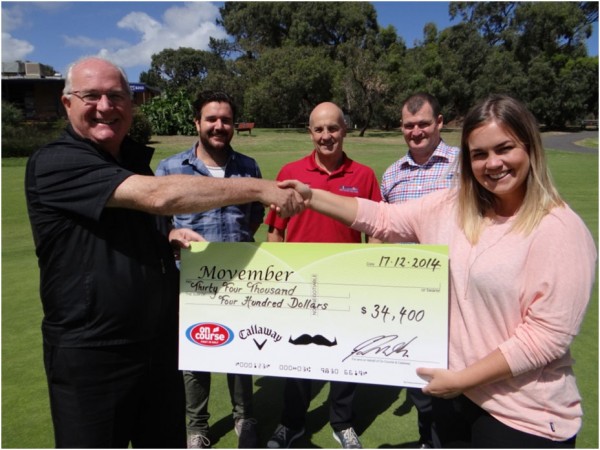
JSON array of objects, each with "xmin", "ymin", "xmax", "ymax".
[
  {"xmin": 155, "ymin": 144, "xmax": 264, "ymax": 242},
  {"xmin": 380, "ymin": 140, "xmax": 460, "ymax": 204}
]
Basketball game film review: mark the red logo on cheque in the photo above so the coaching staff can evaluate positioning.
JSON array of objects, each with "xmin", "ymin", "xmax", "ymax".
[{"xmin": 186, "ymin": 323, "xmax": 234, "ymax": 347}]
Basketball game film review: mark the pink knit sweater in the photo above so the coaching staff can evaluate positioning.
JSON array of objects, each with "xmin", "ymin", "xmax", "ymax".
[{"xmin": 353, "ymin": 189, "xmax": 596, "ymax": 440}]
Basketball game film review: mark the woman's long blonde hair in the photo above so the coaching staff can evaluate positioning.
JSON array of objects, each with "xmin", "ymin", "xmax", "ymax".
[{"xmin": 458, "ymin": 95, "xmax": 564, "ymax": 244}]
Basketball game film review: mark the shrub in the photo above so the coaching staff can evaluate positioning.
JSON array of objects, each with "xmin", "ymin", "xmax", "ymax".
[
  {"xmin": 141, "ymin": 89, "xmax": 196, "ymax": 136},
  {"xmin": 1, "ymin": 102, "xmax": 67, "ymax": 157},
  {"xmin": 128, "ymin": 108, "xmax": 153, "ymax": 145},
  {"xmin": 2, "ymin": 100, "xmax": 23, "ymax": 128}
]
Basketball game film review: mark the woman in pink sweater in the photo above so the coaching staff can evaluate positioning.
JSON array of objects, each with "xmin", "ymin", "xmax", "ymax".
[{"xmin": 281, "ymin": 95, "xmax": 596, "ymax": 448}]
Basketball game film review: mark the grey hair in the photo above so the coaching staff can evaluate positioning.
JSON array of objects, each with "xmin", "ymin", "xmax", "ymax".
[{"xmin": 63, "ymin": 56, "xmax": 131, "ymax": 97}]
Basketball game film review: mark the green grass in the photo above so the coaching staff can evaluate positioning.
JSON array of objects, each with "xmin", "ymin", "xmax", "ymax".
[{"xmin": 2, "ymin": 129, "xmax": 597, "ymax": 448}]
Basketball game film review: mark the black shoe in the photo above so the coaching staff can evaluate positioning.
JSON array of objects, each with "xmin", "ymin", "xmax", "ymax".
[
  {"xmin": 234, "ymin": 418, "xmax": 258, "ymax": 448},
  {"xmin": 266, "ymin": 424, "xmax": 305, "ymax": 448}
]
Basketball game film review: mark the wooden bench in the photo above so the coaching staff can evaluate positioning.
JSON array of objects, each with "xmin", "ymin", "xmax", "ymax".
[
  {"xmin": 236, "ymin": 122, "xmax": 255, "ymax": 135},
  {"xmin": 580, "ymin": 119, "xmax": 598, "ymax": 130}
]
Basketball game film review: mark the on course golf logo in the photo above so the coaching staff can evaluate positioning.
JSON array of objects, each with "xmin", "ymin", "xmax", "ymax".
[{"xmin": 186, "ymin": 323, "xmax": 234, "ymax": 347}]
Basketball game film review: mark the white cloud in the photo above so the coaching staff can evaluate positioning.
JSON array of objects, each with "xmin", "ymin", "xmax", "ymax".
[
  {"xmin": 2, "ymin": 2, "xmax": 66, "ymax": 32},
  {"xmin": 62, "ymin": 35, "xmax": 129, "ymax": 50},
  {"xmin": 2, "ymin": 32, "xmax": 34, "ymax": 62},
  {"xmin": 117, "ymin": 11, "xmax": 162, "ymax": 39},
  {"xmin": 1, "ymin": 2, "xmax": 67, "ymax": 63},
  {"xmin": 66, "ymin": 2, "xmax": 228, "ymax": 69},
  {"xmin": 1, "ymin": 3, "xmax": 34, "ymax": 61},
  {"xmin": 1, "ymin": 4, "xmax": 25, "ymax": 32},
  {"xmin": 162, "ymin": 2, "xmax": 221, "ymax": 33}
]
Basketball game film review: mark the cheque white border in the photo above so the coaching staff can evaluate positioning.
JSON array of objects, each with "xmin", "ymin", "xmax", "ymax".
[{"xmin": 179, "ymin": 242, "xmax": 448, "ymax": 388}]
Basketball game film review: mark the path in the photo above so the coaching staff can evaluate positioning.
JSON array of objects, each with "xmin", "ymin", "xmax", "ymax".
[{"xmin": 542, "ymin": 130, "xmax": 598, "ymax": 154}]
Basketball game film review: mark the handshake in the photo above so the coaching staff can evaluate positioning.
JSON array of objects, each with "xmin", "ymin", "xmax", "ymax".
[
  {"xmin": 263, "ymin": 178, "xmax": 353, "ymax": 228},
  {"xmin": 268, "ymin": 180, "xmax": 312, "ymax": 218}
]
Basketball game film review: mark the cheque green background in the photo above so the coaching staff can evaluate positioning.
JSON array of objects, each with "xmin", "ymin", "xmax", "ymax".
[
  {"xmin": 181, "ymin": 243, "xmax": 449, "ymax": 387},
  {"xmin": 2, "ymin": 129, "xmax": 598, "ymax": 448}
]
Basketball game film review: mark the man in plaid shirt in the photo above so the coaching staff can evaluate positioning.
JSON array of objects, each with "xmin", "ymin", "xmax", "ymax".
[
  {"xmin": 381, "ymin": 93, "xmax": 459, "ymax": 204},
  {"xmin": 380, "ymin": 93, "xmax": 459, "ymax": 448}
]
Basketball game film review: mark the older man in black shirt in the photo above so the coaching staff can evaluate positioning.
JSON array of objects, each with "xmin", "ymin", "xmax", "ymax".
[{"xmin": 25, "ymin": 56, "xmax": 304, "ymax": 448}]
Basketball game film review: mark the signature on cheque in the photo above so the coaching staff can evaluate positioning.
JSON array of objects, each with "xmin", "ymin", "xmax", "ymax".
[{"xmin": 342, "ymin": 335, "xmax": 417, "ymax": 362}]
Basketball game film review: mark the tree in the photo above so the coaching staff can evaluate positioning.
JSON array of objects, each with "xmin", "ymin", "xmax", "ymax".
[
  {"xmin": 474, "ymin": 48, "xmax": 528, "ymax": 103},
  {"xmin": 397, "ymin": 24, "xmax": 445, "ymax": 98},
  {"xmin": 449, "ymin": 2, "xmax": 517, "ymax": 46},
  {"xmin": 436, "ymin": 23, "xmax": 490, "ymax": 118},
  {"xmin": 217, "ymin": 2, "xmax": 293, "ymax": 54},
  {"xmin": 447, "ymin": 1, "xmax": 598, "ymax": 125},
  {"xmin": 527, "ymin": 54, "xmax": 598, "ymax": 128},
  {"xmin": 514, "ymin": 2, "xmax": 596, "ymax": 62},
  {"xmin": 395, "ymin": 21, "xmax": 490, "ymax": 121},
  {"xmin": 138, "ymin": 1, "xmax": 597, "ymax": 132},
  {"xmin": 558, "ymin": 56, "xmax": 599, "ymax": 122},
  {"xmin": 285, "ymin": 2, "xmax": 379, "ymax": 53},
  {"xmin": 336, "ymin": 27, "xmax": 405, "ymax": 135},
  {"xmin": 242, "ymin": 46, "xmax": 338, "ymax": 126},
  {"xmin": 217, "ymin": 2, "xmax": 386, "ymax": 127},
  {"xmin": 218, "ymin": 2, "xmax": 379, "ymax": 58},
  {"xmin": 139, "ymin": 47, "xmax": 223, "ymax": 93}
]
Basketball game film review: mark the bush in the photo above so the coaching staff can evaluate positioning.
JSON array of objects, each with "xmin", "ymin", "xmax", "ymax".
[
  {"xmin": 140, "ymin": 89, "xmax": 196, "ymax": 136},
  {"xmin": 1, "ymin": 103, "xmax": 154, "ymax": 157},
  {"xmin": 1, "ymin": 101, "xmax": 67, "ymax": 157},
  {"xmin": 2, "ymin": 100, "xmax": 23, "ymax": 128},
  {"xmin": 128, "ymin": 108, "xmax": 153, "ymax": 145}
]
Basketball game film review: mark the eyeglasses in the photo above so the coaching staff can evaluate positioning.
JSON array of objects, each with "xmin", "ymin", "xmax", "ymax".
[{"xmin": 68, "ymin": 90, "xmax": 130, "ymax": 105}]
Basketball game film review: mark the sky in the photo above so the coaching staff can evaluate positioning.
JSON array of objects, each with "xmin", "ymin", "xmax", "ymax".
[{"xmin": 2, "ymin": 1, "xmax": 599, "ymax": 83}]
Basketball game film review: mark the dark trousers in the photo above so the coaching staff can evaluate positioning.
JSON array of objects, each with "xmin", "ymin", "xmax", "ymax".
[
  {"xmin": 407, "ymin": 387, "xmax": 434, "ymax": 446},
  {"xmin": 431, "ymin": 395, "xmax": 576, "ymax": 448},
  {"xmin": 281, "ymin": 378, "xmax": 355, "ymax": 432},
  {"xmin": 44, "ymin": 340, "xmax": 186, "ymax": 448},
  {"xmin": 183, "ymin": 371, "xmax": 254, "ymax": 433}
]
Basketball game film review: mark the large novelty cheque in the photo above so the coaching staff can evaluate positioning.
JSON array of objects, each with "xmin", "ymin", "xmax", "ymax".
[{"xmin": 179, "ymin": 242, "xmax": 448, "ymax": 388}]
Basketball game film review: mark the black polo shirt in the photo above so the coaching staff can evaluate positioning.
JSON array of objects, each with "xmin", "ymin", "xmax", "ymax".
[{"xmin": 25, "ymin": 126, "xmax": 179, "ymax": 347}]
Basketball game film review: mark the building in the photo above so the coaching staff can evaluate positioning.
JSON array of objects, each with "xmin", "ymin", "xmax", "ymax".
[
  {"xmin": 2, "ymin": 61, "xmax": 160, "ymax": 120},
  {"xmin": 2, "ymin": 62, "xmax": 65, "ymax": 120},
  {"xmin": 130, "ymin": 83, "xmax": 161, "ymax": 106}
]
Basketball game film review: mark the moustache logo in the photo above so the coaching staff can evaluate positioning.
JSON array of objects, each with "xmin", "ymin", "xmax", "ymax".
[{"xmin": 289, "ymin": 334, "xmax": 337, "ymax": 347}]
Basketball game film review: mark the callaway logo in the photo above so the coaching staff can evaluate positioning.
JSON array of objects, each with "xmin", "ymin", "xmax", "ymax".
[
  {"xmin": 239, "ymin": 324, "xmax": 283, "ymax": 350},
  {"xmin": 253, "ymin": 338, "xmax": 267, "ymax": 350}
]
